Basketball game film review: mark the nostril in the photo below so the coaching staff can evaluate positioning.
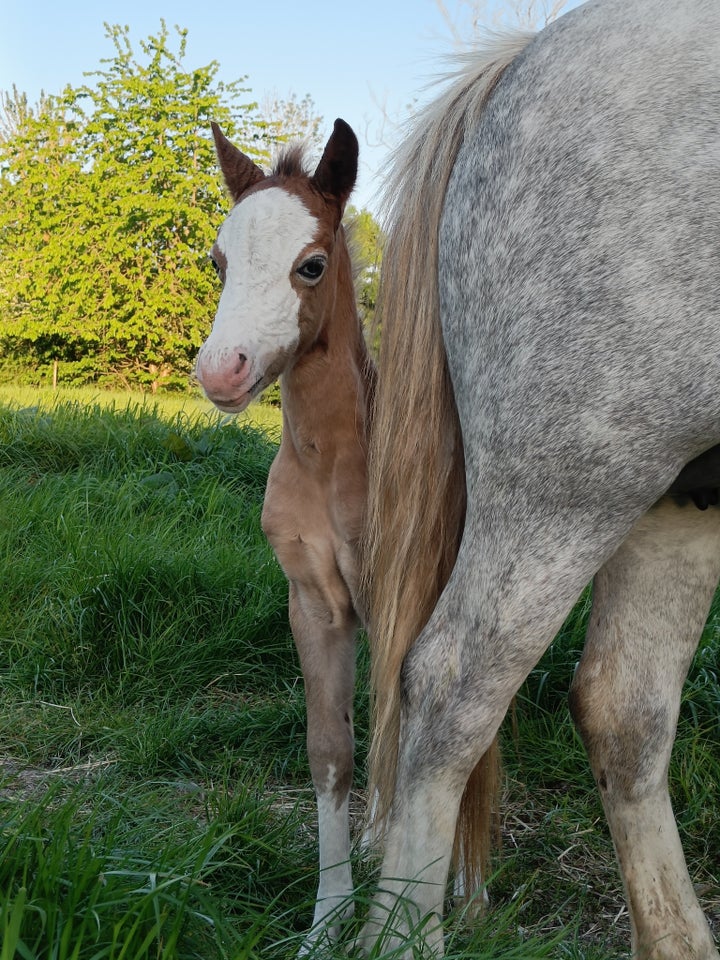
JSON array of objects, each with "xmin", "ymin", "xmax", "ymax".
[{"xmin": 237, "ymin": 353, "xmax": 247, "ymax": 366}]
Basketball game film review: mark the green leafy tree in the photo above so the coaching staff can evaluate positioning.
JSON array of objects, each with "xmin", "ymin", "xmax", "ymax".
[
  {"xmin": 0, "ymin": 23, "xmax": 299, "ymax": 390},
  {"xmin": 0, "ymin": 93, "xmax": 87, "ymax": 374},
  {"xmin": 347, "ymin": 205, "xmax": 383, "ymax": 341},
  {"xmin": 0, "ymin": 86, "xmax": 53, "ymax": 142}
]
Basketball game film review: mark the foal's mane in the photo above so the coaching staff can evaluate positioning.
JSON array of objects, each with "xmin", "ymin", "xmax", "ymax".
[{"xmin": 272, "ymin": 143, "xmax": 310, "ymax": 181}]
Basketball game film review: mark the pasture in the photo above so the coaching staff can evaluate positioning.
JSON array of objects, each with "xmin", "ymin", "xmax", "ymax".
[{"xmin": 0, "ymin": 391, "xmax": 717, "ymax": 958}]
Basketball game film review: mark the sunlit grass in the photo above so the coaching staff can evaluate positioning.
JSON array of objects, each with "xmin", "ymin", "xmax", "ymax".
[
  {"xmin": 0, "ymin": 383, "xmax": 282, "ymax": 437},
  {"xmin": 0, "ymin": 390, "xmax": 717, "ymax": 958}
]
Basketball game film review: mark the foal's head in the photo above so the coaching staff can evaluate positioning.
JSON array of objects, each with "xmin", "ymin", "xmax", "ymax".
[{"xmin": 195, "ymin": 119, "xmax": 358, "ymax": 413}]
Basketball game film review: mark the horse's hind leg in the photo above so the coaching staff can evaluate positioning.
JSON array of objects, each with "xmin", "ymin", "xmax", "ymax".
[
  {"xmin": 569, "ymin": 498, "xmax": 720, "ymax": 960},
  {"xmin": 287, "ymin": 578, "xmax": 357, "ymax": 951},
  {"xmin": 362, "ymin": 505, "xmax": 623, "ymax": 954}
]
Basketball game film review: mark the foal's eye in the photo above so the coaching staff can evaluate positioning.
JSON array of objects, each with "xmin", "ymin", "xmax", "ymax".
[
  {"xmin": 296, "ymin": 256, "xmax": 327, "ymax": 284},
  {"xmin": 209, "ymin": 256, "xmax": 220, "ymax": 276}
]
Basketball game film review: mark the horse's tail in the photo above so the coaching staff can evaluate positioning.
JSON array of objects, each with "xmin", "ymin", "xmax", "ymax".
[{"xmin": 363, "ymin": 31, "xmax": 533, "ymax": 897}]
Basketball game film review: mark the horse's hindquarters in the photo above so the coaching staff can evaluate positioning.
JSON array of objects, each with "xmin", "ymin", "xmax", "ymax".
[
  {"xmin": 364, "ymin": 0, "xmax": 720, "ymax": 955},
  {"xmin": 440, "ymin": 0, "xmax": 720, "ymax": 515}
]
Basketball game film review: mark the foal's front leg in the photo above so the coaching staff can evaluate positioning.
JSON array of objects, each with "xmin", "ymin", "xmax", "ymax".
[
  {"xmin": 569, "ymin": 499, "xmax": 720, "ymax": 960},
  {"xmin": 288, "ymin": 577, "xmax": 358, "ymax": 951}
]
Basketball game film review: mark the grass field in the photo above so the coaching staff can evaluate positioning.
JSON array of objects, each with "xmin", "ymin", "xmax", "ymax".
[
  {"xmin": 0, "ymin": 388, "xmax": 717, "ymax": 958},
  {"xmin": 0, "ymin": 385, "xmax": 283, "ymax": 436}
]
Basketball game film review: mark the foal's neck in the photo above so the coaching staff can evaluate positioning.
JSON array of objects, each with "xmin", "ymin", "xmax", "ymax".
[{"xmin": 280, "ymin": 235, "xmax": 373, "ymax": 458}]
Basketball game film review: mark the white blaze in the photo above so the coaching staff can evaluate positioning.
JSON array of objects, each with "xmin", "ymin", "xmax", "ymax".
[{"xmin": 203, "ymin": 187, "xmax": 318, "ymax": 375}]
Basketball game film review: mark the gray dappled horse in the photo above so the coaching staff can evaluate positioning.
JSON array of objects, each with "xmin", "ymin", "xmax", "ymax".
[{"xmin": 362, "ymin": 0, "xmax": 720, "ymax": 957}]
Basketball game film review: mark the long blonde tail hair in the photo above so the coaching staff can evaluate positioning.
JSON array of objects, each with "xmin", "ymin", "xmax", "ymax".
[{"xmin": 363, "ymin": 32, "xmax": 534, "ymax": 897}]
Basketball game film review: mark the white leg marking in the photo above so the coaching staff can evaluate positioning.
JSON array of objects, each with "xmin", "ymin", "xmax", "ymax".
[{"xmin": 300, "ymin": 766, "xmax": 353, "ymax": 955}]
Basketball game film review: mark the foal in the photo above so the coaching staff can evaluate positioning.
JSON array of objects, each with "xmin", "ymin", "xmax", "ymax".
[
  {"xmin": 195, "ymin": 120, "xmax": 372, "ymax": 946},
  {"xmin": 195, "ymin": 119, "xmax": 498, "ymax": 948}
]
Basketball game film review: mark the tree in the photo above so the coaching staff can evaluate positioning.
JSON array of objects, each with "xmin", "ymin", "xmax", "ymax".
[
  {"xmin": 0, "ymin": 23, "xmax": 317, "ymax": 390},
  {"xmin": 347, "ymin": 205, "xmax": 383, "ymax": 337},
  {"xmin": 260, "ymin": 91, "xmax": 325, "ymax": 152},
  {"xmin": 0, "ymin": 86, "xmax": 53, "ymax": 142}
]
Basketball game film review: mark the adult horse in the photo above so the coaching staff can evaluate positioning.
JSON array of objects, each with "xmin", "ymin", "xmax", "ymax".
[{"xmin": 362, "ymin": 0, "xmax": 720, "ymax": 957}]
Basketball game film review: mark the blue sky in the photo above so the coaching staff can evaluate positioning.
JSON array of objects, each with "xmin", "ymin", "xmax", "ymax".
[{"xmin": 0, "ymin": 1, "xmax": 580, "ymax": 212}]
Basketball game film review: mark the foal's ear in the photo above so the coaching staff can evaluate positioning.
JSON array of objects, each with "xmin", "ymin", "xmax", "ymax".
[
  {"xmin": 211, "ymin": 122, "xmax": 265, "ymax": 202},
  {"xmin": 311, "ymin": 118, "xmax": 358, "ymax": 212}
]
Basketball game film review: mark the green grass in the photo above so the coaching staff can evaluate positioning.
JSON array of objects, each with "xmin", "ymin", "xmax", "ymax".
[
  {"xmin": 0, "ymin": 384, "xmax": 282, "ymax": 437},
  {"xmin": 0, "ymin": 388, "xmax": 717, "ymax": 958}
]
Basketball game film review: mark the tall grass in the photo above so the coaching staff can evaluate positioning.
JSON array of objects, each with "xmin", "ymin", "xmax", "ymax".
[
  {"xmin": 0, "ymin": 392, "xmax": 717, "ymax": 958},
  {"xmin": 0, "ymin": 385, "xmax": 281, "ymax": 436}
]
